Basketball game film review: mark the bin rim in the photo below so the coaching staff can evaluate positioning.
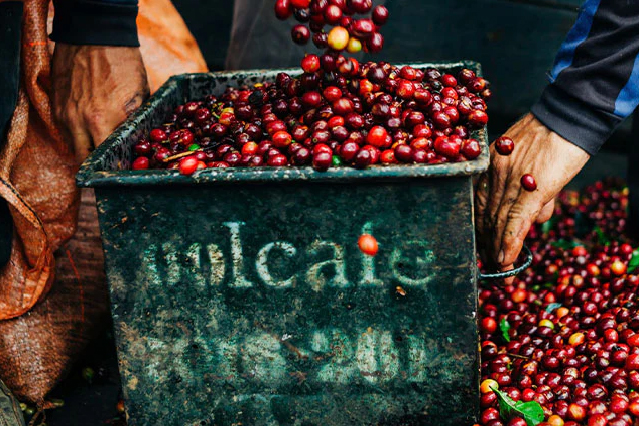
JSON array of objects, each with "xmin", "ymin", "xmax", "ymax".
[{"xmin": 77, "ymin": 62, "xmax": 489, "ymax": 188}]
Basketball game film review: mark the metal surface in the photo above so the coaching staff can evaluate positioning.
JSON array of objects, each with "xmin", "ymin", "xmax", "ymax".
[
  {"xmin": 78, "ymin": 62, "xmax": 488, "ymax": 426},
  {"xmin": 478, "ymin": 245, "xmax": 533, "ymax": 280}
]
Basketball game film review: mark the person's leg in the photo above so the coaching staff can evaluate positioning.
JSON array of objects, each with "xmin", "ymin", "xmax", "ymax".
[{"xmin": 0, "ymin": 1, "xmax": 22, "ymax": 268}]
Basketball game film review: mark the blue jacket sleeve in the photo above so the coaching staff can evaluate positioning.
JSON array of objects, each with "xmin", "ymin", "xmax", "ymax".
[
  {"xmin": 50, "ymin": 0, "xmax": 139, "ymax": 47},
  {"xmin": 530, "ymin": 0, "xmax": 639, "ymax": 155}
]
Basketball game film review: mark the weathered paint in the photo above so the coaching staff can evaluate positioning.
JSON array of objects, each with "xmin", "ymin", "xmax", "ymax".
[{"xmin": 78, "ymin": 63, "xmax": 487, "ymax": 426}]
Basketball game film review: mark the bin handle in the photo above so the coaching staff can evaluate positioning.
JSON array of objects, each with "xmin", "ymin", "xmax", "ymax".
[{"xmin": 478, "ymin": 245, "xmax": 533, "ymax": 280}]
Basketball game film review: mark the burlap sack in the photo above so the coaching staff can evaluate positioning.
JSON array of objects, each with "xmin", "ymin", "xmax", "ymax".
[{"xmin": 0, "ymin": 0, "xmax": 207, "ymax": 405}]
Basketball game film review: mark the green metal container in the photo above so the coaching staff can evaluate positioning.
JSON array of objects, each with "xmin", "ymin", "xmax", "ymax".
[{"xmin": 77, "ymin": 62, "xmax": 489, "ymax": 426}]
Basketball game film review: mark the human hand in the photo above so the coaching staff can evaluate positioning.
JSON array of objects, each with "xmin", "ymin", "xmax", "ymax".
[
  {"xmin": 475, "ymin": 113, "xmax": 590, "ymax": 281},
  {"xmin": 51, "ymin": 44, "xmax": 149, "ymax": 163}
]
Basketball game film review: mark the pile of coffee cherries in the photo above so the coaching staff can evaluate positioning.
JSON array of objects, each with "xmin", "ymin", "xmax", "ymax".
[
  {"xmin": 275, "ymin": 0, "xmax": 388, "ymax": 54},
  {"xmin": 132, "ymin": 63, "xmax": 490, "ymax": 174},
  {"xmin": 477, "ymin": 178, "xmax": 639, "ymax": 426},
  {"xmin": 131, "ymin": 0, "xmax": 490, "ymax": 174}
]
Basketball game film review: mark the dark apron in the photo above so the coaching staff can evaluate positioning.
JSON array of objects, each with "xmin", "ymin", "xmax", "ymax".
[{"xmin": 0, "ymin": 1, "xmax": 22, "ymax": 268}]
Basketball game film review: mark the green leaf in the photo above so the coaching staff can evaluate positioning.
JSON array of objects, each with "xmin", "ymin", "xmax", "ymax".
[
  {"xmin": 593, "ymin": 226, "xmax": 611, "ymax": 246},
  {"xmin": 493, "ymin": 387, "xmax": 544, "ymax": 426},
  {"xmin": 628, "ymin": 249, "xmax": 639, "ymax": 273},
  {"xmin": 541, "ymin": 216, "xmax": 557, "ymax": 235},
  {"xmin": 545, "ymin": 303, "xmax": 562, "ymax": 313},
  {"xmin": 500, "ymin": 318, "xmax": 511, "ymax": 343},
  {"xmin": 550, "ymin": 239, "xmax": 580, "ymax": 250}
]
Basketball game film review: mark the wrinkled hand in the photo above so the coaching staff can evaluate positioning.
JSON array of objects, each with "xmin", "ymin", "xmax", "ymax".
[
  {"xmin": 52, "ymin": 44, "xmax": 149, "ymax": 163},
  {"xmin": 475, "ymin": 113, "xmax": 590, "ymax": 280}
]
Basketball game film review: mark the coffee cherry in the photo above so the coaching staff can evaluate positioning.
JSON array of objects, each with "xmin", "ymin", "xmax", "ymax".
[
  {"xmin": 302, "ymin": 91, "xmax": 323, "ymax": 108},
  {"xmin": 328, "ymin": 26, "xmax": 350, "ymax": 51},
  {"xmin": 367, "ymin": 32, "xmax": 384, "ymax": 53},
  {"xmin": 348, "ymin": 0, "xmax": 372, "ymax": 14},
  {"xmin": 132, "ymin": 156, "xmax": 149, "ymax": 170},
  {"xmin": 346, "ymin": 37, "xmax": 362, "ymax": 53},
  {"xmin": 397, "ymin": 80, "xmax": 415, "ymax": 100},
  {"xmin": 461, "ymin": 138, "xmax": 482, "ymax": 160},
  {"xmin": 495, "ymin": 136, "xmax": 515, "ymax": 156},
  {"xmin": 354, "ymin": 148, "xmax": 372, "ymax": 168},
  {"xmin": 291, "ymin": 0, "xmax": 310, "ymax": 8},
  {"xmin": 324, "ymin": 4, "xmax": 342, "ymax": 24},
  {"xmin": 434, "ymin": 136, "xmax": 461, "ymax": 158},
  {"xmin": 372, "ymin": 5, "xmax": 389, "ymax": 25},
  {"xmin": 292, "ymin": 147, "xmax": 311, "ymax": 165},
  {"xmin": 312, "ymin": 32, "xmax": 329, "ymax": 48},
  {"xmin": 611, "ymin": 259, "xmax": 627, "ymax": 276},
  {"xmin": 358, "ymin": 234, "xmax": 378, "ymax": 256},
  {"xmin": 149, "ymin": 128, "xmax": 167, "ymax": 143},
  {"xmin": 301, "ymin": 54, "xmax": 320, "ymax": 73},
  {"xmin": 366, "ymin": 126, "xmax": 389, "ymax": 148},
  {"xmin": 380, "ymin": 149, "xmax": 395, "ymax": 164},
  {"xmin": 508, "ymin": 418, "xmax": 527, "ymax": 426},
  {"xmin": 178, "ymin": 157, "xmax": 199, "ymax": 176},
  {"xmin": 481, "ymin": 317, "xmax": 498, "ymax": 333},
  {"xmin": 521, "ymin": 174, "xmax": 537, "ymax": 191},
  {"xmin": 351, "ymin": 19, "xmax": 374, "ymax": 39},
  {"xmin": 441, "ymin": 74, "xmax": 458, "ymax": 87},
  {"xmin": 275, "ymin": 0, "xmax": 293, "ymax": 20},
  {"xmin": 312, "ymin": 151, "xmax": 332, "ymax": 171},
  {"xmin": 394, "ymin": 144, "xmax": 413, "ymax": 163},
  {"xmin": 291, "ymin": 25, "xmax": 311, "ymax": 45},
  {"xmin": 267, "ymin": 153, "xmax": 288, "ymax": 166},
  {"xmin": 333, "ymin": 98, "xmax": 355, "ymax": 115},
  {"xmin": 468, "ymin": 109, "xmax": 489, "ymax": 128},
  {"xmin": 272, "ymin": 131, "xmax": 293, "ymax": 148},
  {"xmin": 567, "ymin": 403, "xmax": 586, "ymax": 421}
]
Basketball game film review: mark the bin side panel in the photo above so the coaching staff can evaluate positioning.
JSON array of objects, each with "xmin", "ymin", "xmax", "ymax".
[{"xmin": 96, "ymin": 177, "xmax": 479, "ymax": 426}]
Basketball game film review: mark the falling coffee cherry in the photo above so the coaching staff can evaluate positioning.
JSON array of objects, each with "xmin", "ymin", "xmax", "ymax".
[
  {"xmin": 358, "ymin": 234, "xmax": 378, "ymax": 256},
  {"xmin": 521, "ymin": 174, "xmax": 537, "ymax": 191},
  {"xmin": 494, "ymin": 136, "xmax": 514, "ymax": 156}
]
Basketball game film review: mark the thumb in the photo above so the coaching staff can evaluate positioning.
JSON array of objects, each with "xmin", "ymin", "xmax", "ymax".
[{"xmin": 536, "ymin": 199, "xmax": 555, "ymax": 224}]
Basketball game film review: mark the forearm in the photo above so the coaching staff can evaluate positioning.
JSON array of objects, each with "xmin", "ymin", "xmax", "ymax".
[
  {"xmin": 50, "ymin": 0, "xmax": 139, "ymax": 47},
  {"xmin": 531, "ymin": 0, "xmax": 639, "ymax": 155}
]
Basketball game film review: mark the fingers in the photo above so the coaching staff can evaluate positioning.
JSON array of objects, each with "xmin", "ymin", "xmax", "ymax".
[
  {"xmin": 490, "ymin": 183, "xmax": 519, "ymax": 266},
  {"xmin": 536, "ymin": 199, "xmax": 555, "ymax": 224},
  {"xmin": 498, "ymin": 200, "xmax": 537, "ymax": 268},
  {"xmin": 500, "ymin": 264, "xmax": 515, "ymax": 286}
]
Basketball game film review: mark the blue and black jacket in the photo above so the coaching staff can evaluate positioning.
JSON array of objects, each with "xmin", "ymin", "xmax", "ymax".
[{"xmin": 531, "ymin": 0, "xmax": 639, "ymax": 155}]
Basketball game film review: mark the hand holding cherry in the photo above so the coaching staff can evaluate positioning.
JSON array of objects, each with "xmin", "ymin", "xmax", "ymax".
[{"xmin": 474, "ymin": 114, "xmax": 590, "ymax": 281}]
